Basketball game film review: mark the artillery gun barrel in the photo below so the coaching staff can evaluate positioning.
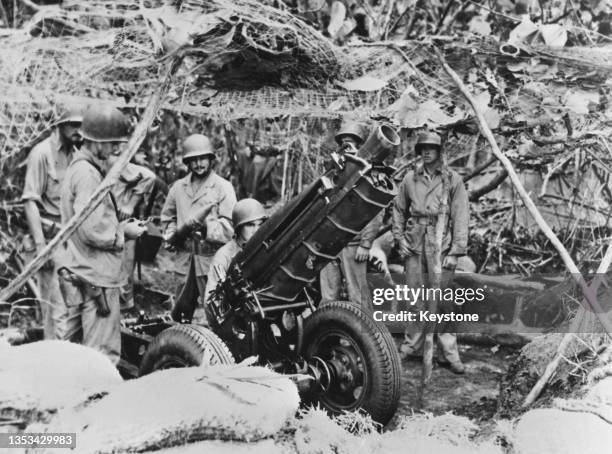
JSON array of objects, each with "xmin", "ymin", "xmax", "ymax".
[{"xmin": 227, "ymin": 124, "xmax": 400, "ymax": 305}]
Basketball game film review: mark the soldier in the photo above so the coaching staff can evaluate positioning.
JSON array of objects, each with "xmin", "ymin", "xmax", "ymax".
[
  {"xmin": 319, "ymin": 121, "xmax": 383, "ymax": 310},
  {"xmin": 57, "ymin": 105, "xmax": 147, "ymax": 364},
  {"xmin": 203, "ymin": 198, "xmax": 267, "ymax": 315},
  {"xmin": 161, "ymin": 134, "xmax": 237, "ymax": 324},
  {"xmin": 22, "ymin": 104, "xmax": 83, "ymax": 339},
  {"xmin": 107, "ymin": 149, "xmax": 157, "ymax": 310},
  {"xmin": 392, "ymin": 131, "xmax": 469, "ymax": 374}
]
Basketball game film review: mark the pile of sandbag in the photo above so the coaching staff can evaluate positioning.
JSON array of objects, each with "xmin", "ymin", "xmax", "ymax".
[
  {"xmin": 30, "ymin": 364, "xmax": 300, "ymax": 453},
  {"xmin": 293, "ymin": 409, "xmax": 502, "ymax": 454},
  {"xmin": 0, "ymin": 341, "xmax": 122, "ymax": 423},
  {"xmin": 513, "ymin": 364, "xmax": 612, "ymax": 454}
]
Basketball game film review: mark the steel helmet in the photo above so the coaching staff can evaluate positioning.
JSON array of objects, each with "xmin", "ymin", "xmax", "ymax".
[
  {"xmin": 415, "ymin": 131, "xmax": 442, "ymax": 154},
  {"xmin": 232, "ymin": 198, "xmax": 267, "ymax": 229},
  {"xmin": 182, "ymin": 134, "xmax": 215, "ymax": 163},
  {"xmin": 79, "ymin": 105, "xmax": 131, "ymax": 143},
  {"xmin": 54, "ymin": 103, "xmax": 83, "ymax": 126},
  {"xmin": 334, "ymin": 121, "xmax": 367, "ymax": 146}
]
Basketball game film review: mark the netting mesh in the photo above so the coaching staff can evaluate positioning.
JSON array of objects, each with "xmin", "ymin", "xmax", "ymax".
[{"xmin": 1, "ymin": 0, "xmax": 612, "ymax": 240}]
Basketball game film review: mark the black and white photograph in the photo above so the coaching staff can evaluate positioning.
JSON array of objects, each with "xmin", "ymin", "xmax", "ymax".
[{"xmin": 1, "ymin": 0, "xmax": 612, "ymax": 453}]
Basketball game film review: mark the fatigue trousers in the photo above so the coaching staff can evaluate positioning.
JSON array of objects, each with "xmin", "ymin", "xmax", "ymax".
[
  {"xmin": 56, "ymin": 278, "xmax": 121, "ymax": 365},
  {"xmin": 402, "ymin": 241, "xmax": 461, "ymax": 364},
  {"xmin": 23, "ymin": 248, "xmax": 64, "ymax": 340},
  {"xmin": 173, "ymin": 252, "xmax": 214, "ymax": 324},
  {"xmin": 319, "ymin": 245, "xmax": 372, "ymax": 311},
  {"xmin": 119, "ymin": 239, "xmax": 136, "ymax": 310}
]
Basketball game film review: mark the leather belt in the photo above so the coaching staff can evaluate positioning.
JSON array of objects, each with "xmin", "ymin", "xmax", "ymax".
[{"xmin": 412, "ymin": 216, "xmax": 438, "ymax": 226}]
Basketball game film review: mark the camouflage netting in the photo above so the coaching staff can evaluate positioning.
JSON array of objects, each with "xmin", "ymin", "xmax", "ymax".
[{"xmin": 1, "ymin": 0, "xmax": 612, "ymax": 276}]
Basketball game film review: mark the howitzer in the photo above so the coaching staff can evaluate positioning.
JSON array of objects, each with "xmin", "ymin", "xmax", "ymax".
[
  {"xmin": 114, "ymin": 124, "xmax": 403, "ymax": 426},
  {"xmin": 206, "ymin": 124, "xmax": 402, "ymax": 424}
]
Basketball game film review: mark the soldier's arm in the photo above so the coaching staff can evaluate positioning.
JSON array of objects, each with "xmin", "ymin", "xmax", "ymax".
[
  {"xmin": 203, "ymin": 248, "xmax": 232, "ymax": 305},
  {"xmin": 160, "ymin": 184, "xmax": 178, "ymax": 238},
  {"xmin": 391, "ymin": 178, "xmax": 409, "ymax": 244},
  {"xmin": 448, "ymin": 174, "xmax": 469, "ymax": 256},
  {"xmin": 359, "ymin": 210, "xmax": 384, "ymax": 249},
  {"xmin": 121, "ymin": 165, "xmax": 157, "ymax": 218},
  {"xmin": 22, "ymin": 147, "xmax": 47, "ymax": 248},
  {"xmin": 206, "ymin": 181, "xmax": 237, "ymax": 242},
  {"xmin": 71, "ymin": 164, "xmax": 124, "ymax": 250}
]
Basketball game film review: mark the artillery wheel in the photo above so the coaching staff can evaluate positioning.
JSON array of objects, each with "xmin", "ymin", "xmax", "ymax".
[
  {"xmin": 302, "ymin": 301, "xmax": 401, "ymax": 426},
  {"xmin": 139, "ymin": 324, "xmax": 234, "ymax": 376}
]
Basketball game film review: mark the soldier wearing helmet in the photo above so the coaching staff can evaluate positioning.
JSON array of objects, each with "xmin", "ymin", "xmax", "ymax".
[
  {"xmin": 56, "ymin": 105, "xmax": 147, "ymax": 364},
  {"xmin": 392, "ymin": 130, "xmax": 469, "ymax": 374},
  {"xmin": 203, "ymin": 198, "xmax": 267, "ymax": 311},
  {"xmin": 161, "ymin": 133, "xmax": 237, "ymax": 325},
  {"xmin": 319, "ymin": 120, "xmax": 383, "ymax": 311},
  {"xmin": 21, "ymin": 103, "xmax": 84, "ymax": 340},
  {"xmin": 334, "ymin": 121, "xmax": 367, "ymax": 154}
]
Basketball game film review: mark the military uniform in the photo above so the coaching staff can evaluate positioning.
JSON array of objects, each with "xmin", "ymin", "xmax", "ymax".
[
  {"xmin": 112, "ymin": 163, "xmax": 157, "ymax": 309},
  {"xmin": 21, "ymin": 129, "xmax": 74, "ymax": 339},
  {"xmin": 320, "ymin": 211, "xmax": 383, "ymax": 310},
  {"xmin": 161, "ymin": 171, "xmax": 236, "ymax": 298},
  {"xmin": 392, "ymin": 163, "xmax": 469, "ymax": 364},
  {"xmin": 203, "ymin": 239, "xmax": 242, "ymax": 306},
  {"xmin": 57, "ymin": 149, "xmax": 126, "ymax": 364}
]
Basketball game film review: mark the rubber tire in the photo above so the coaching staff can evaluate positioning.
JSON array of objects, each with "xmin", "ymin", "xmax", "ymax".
[
  {"xmin": 139, "ymin": 324, "xmax": 234, "ymax": 376},
  {"xmin": 303, "ymin": 301, "xmax": 401, "ymax": 426}
]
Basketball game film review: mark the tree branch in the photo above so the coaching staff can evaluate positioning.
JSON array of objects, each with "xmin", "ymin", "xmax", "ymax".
[
  {"xmin": 0, "ymin": 57, "xmax": 182, "ymax": 304},
  {"xmin": 468, "ymin": 168, "xmax": 508, "ymax": 201},
  {"xmin": 434, "ymin": 45, "xmax": 612, "ymax": 332}
]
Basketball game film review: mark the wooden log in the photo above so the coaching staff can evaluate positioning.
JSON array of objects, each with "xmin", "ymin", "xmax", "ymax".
[
  {"xmin": 0, "ymin": 58, "xmax": 182, "ymax": 304},
  {"xmin": 434, "ymin": 47, "xmax": 612, "ymax": 334}
]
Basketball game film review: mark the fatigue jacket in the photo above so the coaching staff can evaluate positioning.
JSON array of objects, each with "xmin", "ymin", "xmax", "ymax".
[
  {"xmin": 203, "ymin": 239, "xmax": 242, "ymax": 305},
  {"xmin": 161, "ymin": 171, "xmax": 236, "ymax": 276},
  {"xmin": 59, "ymin": 149, "xmax": 125, "ymax": 288},
  {"xmin": 22, "ymin": 130, "xmax": 74, "ymax": 223},
  {"xmin": 112, "ymin": 163, "xmax": 157, "ymax": 210},
  {"xmin": 392, "ymin": 164, "xmax": 469, "ymax": 256}
]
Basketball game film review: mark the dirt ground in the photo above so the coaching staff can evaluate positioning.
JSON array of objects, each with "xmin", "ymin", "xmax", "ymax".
[
  {"xmin": 388, "ymin": 337, "xmax": 514, "ymax": 428},
  {"xmin": 1, "ymin": 251, "xmax": 519, "ymax": 429}
]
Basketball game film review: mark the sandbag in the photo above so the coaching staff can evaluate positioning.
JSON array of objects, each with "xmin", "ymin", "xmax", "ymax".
[
  {"xmin": 0, "ymin": 340, "xmax": 122, "ymax": 423},
  {"xmin": 31, "ymin": 365, "xmax": 300, "ymax": 454},
  {"xmin": 588, "ymin": 374, "xmax": 612, "ymax": 401},
  {"xmin": 154, "ymin": 439, "xmax": 284, "ymax": 454},
  {"xmin": 294, "ymin": 409, "xmax": 501, "ymax": 454},
  {"xmin": 513, "ymin": 408, "xmax": 612, "ymax": 454}
]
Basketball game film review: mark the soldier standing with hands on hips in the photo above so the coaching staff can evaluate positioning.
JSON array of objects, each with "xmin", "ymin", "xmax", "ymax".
[
  {"xmin": 392, "ymin": 131, "xmax": 469, "ymax": 374},
  {"xmin": 56, "ymin": 105, "xmax": 147, "ymax": 364}
]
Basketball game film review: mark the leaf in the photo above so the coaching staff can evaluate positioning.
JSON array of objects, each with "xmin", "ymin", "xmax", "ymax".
[
  {"xmin": 564, "ymin": 90, "xmax": 599, "ymax": 115},
  {"xmin": 539, "ymin": 24, "xmax": 567, "ymax": 47},
  {"xmin": 340, "ymin": 75, "xmax": 388, "ymax": 91},
  {"xmin": 327, "ymin": 96, "xmax": 349, "ymax": 111},
  {"xmin": 468, "ymin": 16, "xmax": 491, "ymax": 36},
  {"xmin": 508, "ymin": 17, "xmax": 539, "ymax": 45},
  {"xmin": 327, "ymin": 1, "xmax": 346, "ymax": 39},
  {"xmin": 391, "ymin": 89, "xmax": 462, "ymax": 128},
  {"xmin": 473, "ymin": 91, "xmax": 501, "ymax": 129}
]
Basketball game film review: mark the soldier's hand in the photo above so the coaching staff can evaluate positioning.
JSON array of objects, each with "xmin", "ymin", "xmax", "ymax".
[
  {"xmin": 443, "ymin": 255, "xmax": 458, "ymax": 270},
  {"xmin": 397, "ymin": 239, "xmax": 411, "ymax": 259},
  {"xmin": 123, "ymin": 220, "xmax": 148, "ymax": 240},
  {"xmin": 355, "ymin": 246, "xmax": 370, "ymax": 262}
]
